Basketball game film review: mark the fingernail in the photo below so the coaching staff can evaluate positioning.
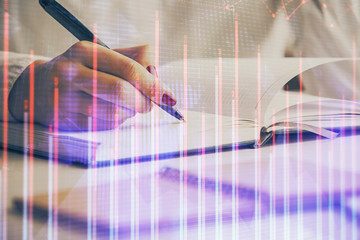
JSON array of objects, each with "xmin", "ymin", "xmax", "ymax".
[
  {"xmin": 146, "ymin": 65, "xmax": 158, "ymax": 78},
  {"xmin": 162, "ymin": 94, "xmax": 176, "ymax": 106}
]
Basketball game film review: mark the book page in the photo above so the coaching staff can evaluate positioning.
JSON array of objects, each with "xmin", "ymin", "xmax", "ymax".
[
  {"xmin": 263, "ymin": 59, "xmax": 360, "ymax": 135},
  {"xmin": 159, "ymin": 58, "xmax": 348, "ymax": 124},
  {"xmin": 63, "ymin": 110, "xmax": 256, "ymax": 163}
]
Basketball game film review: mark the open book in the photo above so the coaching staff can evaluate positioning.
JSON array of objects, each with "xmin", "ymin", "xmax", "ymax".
[{"xmin": 1, "ymin": 58, "xmax": 359, "ymax": 165}]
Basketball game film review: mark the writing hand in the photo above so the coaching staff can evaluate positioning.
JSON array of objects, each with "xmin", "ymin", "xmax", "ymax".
[{"xmin": 8, "ymin": 42, "xmax": 176, "ymax": 130}]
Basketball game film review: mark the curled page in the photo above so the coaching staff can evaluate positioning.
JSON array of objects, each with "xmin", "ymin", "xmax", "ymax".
[{"xmin": 160, "ymin": 58, "xmax": 354, "ymax": 140}]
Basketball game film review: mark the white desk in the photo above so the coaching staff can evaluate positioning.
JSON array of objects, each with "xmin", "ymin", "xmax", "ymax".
[{"xmin": 2, "ymin": 134, "xmax": 360, "ymax": 239}]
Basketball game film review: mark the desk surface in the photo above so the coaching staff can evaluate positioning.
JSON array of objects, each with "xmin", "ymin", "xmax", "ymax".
[{"xmin": 2, "ymin": 134, "xmax": 360, "ymax": 239}]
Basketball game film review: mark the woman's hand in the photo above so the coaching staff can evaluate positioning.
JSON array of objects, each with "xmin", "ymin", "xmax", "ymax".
[{"xmin": 8, "ymin": 42, "xmax": 176, "ymax": 130}]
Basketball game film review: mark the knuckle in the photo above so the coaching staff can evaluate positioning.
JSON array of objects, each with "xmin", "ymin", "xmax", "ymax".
[
  {"xmin": 53, "ymin": 60, "xmax": 80, "ymax": 83},
  {"xmin": 53, "ymin": 60, "xmax": 69, "ymax": 75},
  {"xmin": 123, "ymin": 60, "xmax": 138, "ymax": 80},
  {"xmin": 74, "ymin": 41, "xmax": 92, "ymax": 50},
  {"xmin": 66, "ymin": 41, "xmax": 92, "ymax": 57},
  {"xmin": 111, "ymin": 80, "xmax": 125, "ymax": 99},
  {"xmin": 33, "ymin": 59, "xmax": 47, "ymax": 68}
]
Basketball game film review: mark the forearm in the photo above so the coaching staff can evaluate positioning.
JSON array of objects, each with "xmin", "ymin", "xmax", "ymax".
[{"xmin": 0, "ymin": 51, "xmax": 50, "ymax": 121}]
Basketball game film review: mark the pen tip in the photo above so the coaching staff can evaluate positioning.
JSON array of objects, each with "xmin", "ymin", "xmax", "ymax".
[{"xmin": 178, "ymin": 114, "xmax": 185, "ymax": 122}]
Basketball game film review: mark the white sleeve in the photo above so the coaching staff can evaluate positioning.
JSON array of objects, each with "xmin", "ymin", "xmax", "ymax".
[{"xmin": 0, "ymin": 51, "xmax": 50, "ymax": 122}]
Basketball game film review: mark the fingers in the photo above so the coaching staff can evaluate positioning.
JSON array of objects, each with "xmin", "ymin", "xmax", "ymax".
[
  {"xmin": 57, "ymin": 95, "xmax": 136, "ymax": 131},
  {"xmin": 30, "ymin": 41, "xmax": 178, "ymax": 130},
  {"xmin": 65, "ymin": 64, "xmax": 153, "ymax": 113},
  {"xmin": 63, "ymin": 91, "xmax": 137, "ymax": 121},
  {"xmin": 65, "ymin": 41, "xmax": 176, "ymax": 106},
  {"xmin": 113, "ymin": 45, "xmax": 152, "ymax": 68}
]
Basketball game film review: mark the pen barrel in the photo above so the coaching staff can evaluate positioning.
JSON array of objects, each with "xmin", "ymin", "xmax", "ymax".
[{"xmin": 157, "ymin": 104, "xmax": 184, "ymax": 121}]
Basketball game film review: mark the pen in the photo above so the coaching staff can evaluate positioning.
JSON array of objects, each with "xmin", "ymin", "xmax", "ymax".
[{"xmin": 39, "ymin": 0, "xmax": 184, "ymax": 121}]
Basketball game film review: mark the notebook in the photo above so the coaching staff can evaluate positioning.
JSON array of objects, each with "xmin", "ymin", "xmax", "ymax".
[{"xmin": 1, "ymin": 58, "xmax": 360, "ymax": 166}]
